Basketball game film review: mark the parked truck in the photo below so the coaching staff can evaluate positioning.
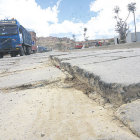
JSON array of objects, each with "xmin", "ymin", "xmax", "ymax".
[
  {"xmin": 75, "ymin": 42, "xmax": 83, "ymax": 49},
  {"xmin": 0, "ymin": 19, "xmax": 32, "ymax": 58},
  {"xmin": 29, "ymin": 31, "xmax": 37, "ymax": 53}
]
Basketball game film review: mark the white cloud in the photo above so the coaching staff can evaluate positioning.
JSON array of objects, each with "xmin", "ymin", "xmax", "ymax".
[
  {"xmin": 49, "ymin": 20, "xmax": 84, "ymax": 35},
  {"xmin": 88, "ymin": 0, "xmax": 140, "ymax": 39},
  {"xmin": 0, "ymin": 0, "xmax": 61, "ymax": 36},
  {"xmin": 0, "ymin": 0, "xmax": 140, "ymax": 40}
]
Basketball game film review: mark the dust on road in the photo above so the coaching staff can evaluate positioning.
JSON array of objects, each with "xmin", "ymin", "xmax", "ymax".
[{"xmin": 0, "ymin": 53, "xmax": 139, "ymax": 140}]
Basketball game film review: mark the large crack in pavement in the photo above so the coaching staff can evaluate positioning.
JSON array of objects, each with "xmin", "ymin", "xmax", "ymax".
[
  {"xmin": 49, "ymin": 48, "xmax": 140, "ymax": 139},
  {"xmin": 0, "ymin": 72, "xmax": 139, "ymax": 140},
  {"xmin": 0, "ymin": 52, "xmax": 140, "ymax": 140}
]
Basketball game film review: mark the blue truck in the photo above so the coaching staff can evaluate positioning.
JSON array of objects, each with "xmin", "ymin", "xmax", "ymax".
[{"xmin": 0, "ymin": 19, "xmax": 32, "ymax": 58}]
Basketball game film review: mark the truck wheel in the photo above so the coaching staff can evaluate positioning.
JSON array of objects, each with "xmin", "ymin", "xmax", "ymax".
[
  {"xmin": 0, "ymin": 53, "xmax": 3, "ymax": 58},
  {"xmin": 19, "ymin": 47, "xmax": 25, "ymax": 56},
  {"xmin": 26, "ymin": 47, "xmax": 31, "ymax": 55},
  {"xmin": 10, "ymin": 52, "xmax": 16, "ymax": 57},
  {"xmin": 33, "ymin": 50, "xmax": 36, "ymax": 53}
]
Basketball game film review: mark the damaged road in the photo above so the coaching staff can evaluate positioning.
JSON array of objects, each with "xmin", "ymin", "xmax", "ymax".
[{"xmin": 0, "ymin": 52, "xmax": 140, "ymax": 140}]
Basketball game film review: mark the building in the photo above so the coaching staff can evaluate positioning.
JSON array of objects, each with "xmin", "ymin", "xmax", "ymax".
[
  {"xmin": 114, "ymin": 32, "xmax": 140, "ymax": 45},
  {"xmin": 126, "ymin": 32, "xmax": 140, "ymax": 43},
  {"xmin": 114, "ymin": 36, "xmax": 120, "ymax": 45}
]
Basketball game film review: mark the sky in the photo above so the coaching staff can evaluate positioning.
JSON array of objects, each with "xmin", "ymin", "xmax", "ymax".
[{"xmin": 0, "ymin": 0, "xmax": 140, "ymax": 40}]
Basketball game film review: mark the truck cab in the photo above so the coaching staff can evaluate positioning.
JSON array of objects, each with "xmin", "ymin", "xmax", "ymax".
[
  {"xmin": 0, "ymin": 19, "xmax": 32, "ymax": 58},
  {"xmin": 75, "ymin": 43, "xmax": 83, "ymax": 49}
]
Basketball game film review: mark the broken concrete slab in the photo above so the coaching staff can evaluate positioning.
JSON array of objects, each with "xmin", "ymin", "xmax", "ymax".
[
  {"xmin": 116, "ymin": 99, "xmax": 140, "ymax": 137},
  {"xmin": 51, "ymin": 48, "xmax": 140, "ymax": 84},
  {"xmin": 0, "ymin": 52, "xmax": 65, "ymax": 90},
  {"xmin": 50, "ymin": 47, "xmax": 140, "ymax": 106}
]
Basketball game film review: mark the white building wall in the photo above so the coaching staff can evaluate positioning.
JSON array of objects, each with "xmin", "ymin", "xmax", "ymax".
[
  {"xmin": 126, "ymin": 32, "xmax": 140, "ymax": 43},
  {"xmin": 131, "ymin": 33, "xmax": 136, "ymax": 42},
  {"xmin": 136, "ymin": 32, "xmax": 140, "ymax": 42},
  {"xmin": 126, "ymin": 33, "xmax": 131, "ymax": 43},
  {"xmin": 114, "ymin": 36, "xmax": 120, "ymax": 45}
]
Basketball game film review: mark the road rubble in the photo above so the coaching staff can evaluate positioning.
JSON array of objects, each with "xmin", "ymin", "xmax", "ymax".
[{"xmin": 0, "ymin": 48, "xmax": 140, "ymax": 140}]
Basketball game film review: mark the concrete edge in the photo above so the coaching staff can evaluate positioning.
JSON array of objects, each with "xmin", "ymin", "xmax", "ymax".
[
  {"xmin": 50, "ymin": 55, "xmax": 140, "ymax": 107},
  {"xmin": 115, "ymin": 100, "xmax": 140, "ymax": 138}
]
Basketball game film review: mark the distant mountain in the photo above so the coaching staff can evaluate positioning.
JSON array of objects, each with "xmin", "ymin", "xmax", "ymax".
[{"xmin": 36, "ymin": 36, "xmax": 75, "ymax": 50}]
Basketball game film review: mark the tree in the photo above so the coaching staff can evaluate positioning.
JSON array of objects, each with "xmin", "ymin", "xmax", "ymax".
[
  {"xmin": 83, "ymin": 28, "xmax": 89, "ymax": 48},
  {"xmin": 83, "ymin": 28, "xmax": 87, "ymax": 41},
  {"xmin": 72, "ymin": 34, "xmax": 76, "ymax": 41},
  {"xmin": 114, "ymin": 6, "xmax": 120, "ymax": 15},
  {"xmin": 114, "ymin": 6, "xmax": 129, "ymax": 43},
  {"xmin": 72, "ymin": 34, "xmax": 76, "ymax": 49},
  {"xmin": 115, "ymin": 19, "xmax": 129, "ymax": 43},
  {"xmin": 128, "ymin": 2, "xmax": 137, "ymax": 41}
]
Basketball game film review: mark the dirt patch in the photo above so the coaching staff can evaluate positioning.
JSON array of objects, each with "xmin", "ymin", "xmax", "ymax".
[{"xmin": 0, "ymin": 75, "xmax": 139, "ymax": 140}]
